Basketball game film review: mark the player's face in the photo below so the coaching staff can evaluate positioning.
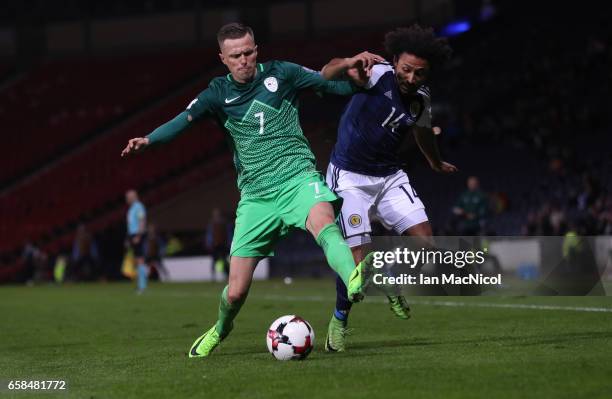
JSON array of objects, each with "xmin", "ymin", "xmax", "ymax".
[
  {"xmin": 467, "ymin": 177, "xmax": 479, "ymax": 191},
  {"xmin": 125, "ymin": 190, "xmax": 135, "ymax": 205},
  {"xmin": 394, "ymin": 53, "xmax": 430, "ymax": 95},
  {"xmin": 219, "ymin": 34, "xmax": 258, "ymax": 83}
]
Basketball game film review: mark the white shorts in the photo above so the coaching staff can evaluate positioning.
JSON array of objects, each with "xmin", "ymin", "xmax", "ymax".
[{"xmin": 326, "ymin": 163, "xmax": 428, "ymax": 247}]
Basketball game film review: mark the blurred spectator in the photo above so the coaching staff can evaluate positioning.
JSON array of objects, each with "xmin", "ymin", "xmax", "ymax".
[
  {"xmin": 595, "ymin": 195, "xmax": 612, "ymax": 234},
  {"xmin": 577, "ymin": 173, "xmax": 601, "ymax": 211},
  {"xmin": 452, "ymin": 176, "xmax": 489, "ymax": 235},
  {"xmin": 205, "ymin": 208, "xmax": 232, "ymax": 281},
  {"xmin": 522, "ymin": 211, "xmax": 539, "ymax": 236},
  {"xmin": 71, "ymin": 224, "xmax": 100, "ymax": 281},
  {"xmin": 20, "ymin": 241, "xmax": 38, "ymax": 282},
  {"xmin": 165, "ymin": 234, "xmax": 184, "ymax": 256},
  {"xmin": 144, "ymin": 223, "xmax": 168, "ymax": 281},
  {"xmin": 549, "ymin": 202, "xmax": 566, "ymax": 235},
  {"xmin": 53, "ymin": 255, "xmax": 68, "ymax": 283},
  {"xmin": 32, "ymin": 251, "xmax": 49, "ymax": 284},
  {"xmin": 20, "ymin": 241, "xmax": 49, "ymax": 283}
]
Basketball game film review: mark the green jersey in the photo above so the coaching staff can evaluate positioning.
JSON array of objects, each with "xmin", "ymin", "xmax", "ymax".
[{"xmin": 149, "ymin": 60, "xmax": 357, "ymax": 198}]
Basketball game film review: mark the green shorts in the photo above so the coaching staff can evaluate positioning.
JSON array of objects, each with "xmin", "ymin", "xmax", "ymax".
[{"xmin": 230, "ymin": 172, "xmax": 341, "ymax": 258}]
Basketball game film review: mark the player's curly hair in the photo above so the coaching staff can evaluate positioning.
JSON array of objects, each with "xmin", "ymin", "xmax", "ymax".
[
  {"xmin": 217, "ymin": 22, "xmax": 255, "ymax": 48},
  {"xmin": 384, "ymin": 24, "xmax": 452, "ymax": 69}
]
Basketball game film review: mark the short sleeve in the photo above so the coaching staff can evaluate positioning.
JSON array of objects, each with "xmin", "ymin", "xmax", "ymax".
[
  {"xmin": 137, "ymin": 205, "xmax": 147, "ymax": 219},
  {"xmin": 136, "ymin": 203, "xmax": 146, "ymax": 220}
]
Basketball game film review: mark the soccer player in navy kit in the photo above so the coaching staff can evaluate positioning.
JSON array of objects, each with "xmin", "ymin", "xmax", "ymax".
[{"xmin": 321, "ymin": 25, "xmax": 458, "ymax": 351}]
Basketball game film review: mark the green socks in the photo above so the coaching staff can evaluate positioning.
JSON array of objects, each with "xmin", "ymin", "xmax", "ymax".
[
  {"xmin": 213, "ymin": 224, "xmax": 353, "ymax": 337},
  {"xmin": 215, "ymin": 285, "xmax": 244, "ymax": 337},
  {"xmin": 316, "ymin": 223, "xmax": 355, "ymax": 286}
]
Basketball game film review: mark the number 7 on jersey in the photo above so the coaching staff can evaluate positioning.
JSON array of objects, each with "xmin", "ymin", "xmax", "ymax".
[
  {"xmin": 309, "ymin": 182, "xmax": 325, "ymax": 199},
  {"xmin": 254, "ymin": 112, "xmax": 264, "ymax": 134}
]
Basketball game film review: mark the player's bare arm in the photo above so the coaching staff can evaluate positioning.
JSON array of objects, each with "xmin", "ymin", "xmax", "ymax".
[
  {"xmin": 321, "ymin": 51, "xmax": 385, "ymax": 82},
  {"xmin": 412, "ymin": 126, "xmax": 458, "ymax": 174}
]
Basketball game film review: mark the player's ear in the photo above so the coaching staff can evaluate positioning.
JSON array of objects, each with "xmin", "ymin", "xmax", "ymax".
[{"xmin": 218, "ymin": 52, "xmax": 226, "ymax": 66}]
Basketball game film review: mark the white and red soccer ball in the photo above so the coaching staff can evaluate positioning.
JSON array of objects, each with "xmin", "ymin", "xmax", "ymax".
[{"xmin": 266, "ymin": 315, "xmax": 315, "ymax": 360}]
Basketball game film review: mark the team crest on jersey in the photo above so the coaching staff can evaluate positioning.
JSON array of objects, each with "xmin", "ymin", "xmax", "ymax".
[
  {"xmin": 409, "ymin": 100, "xmax": 422, "ymax": 118},
  {"xmin": 264, "ymin": 77, "xmax": 278, "ymax": 92},
  {"xmin": 348, "ymin": 214, "xmax": 362, "ymax": 228}
]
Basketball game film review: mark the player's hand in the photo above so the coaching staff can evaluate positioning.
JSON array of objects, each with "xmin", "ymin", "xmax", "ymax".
[
  {"xmin": 431, "ymin": 161, "xmax": 458, "ymax": 174},
  {"xmin": 346, "ymin": 51, "xmax": 385, "ymax": 72},
  {"xmin": 121, "ymin": 137, "xmax": 149, "ymax": 157},
  {"xmin": 346, "ymin": 67, "xmax": 369, "ymax": 86}
]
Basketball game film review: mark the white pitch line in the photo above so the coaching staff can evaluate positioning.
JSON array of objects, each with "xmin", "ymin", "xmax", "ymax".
[
  {"xmin": 153, "ymin": 291, "xmax": 612, "ymax": 313},
  {"xmin": 407, "ymin": 300, "xmax": 612, "ymax": 313}
]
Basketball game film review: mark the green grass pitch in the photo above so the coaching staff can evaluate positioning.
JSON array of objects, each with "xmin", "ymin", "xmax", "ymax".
[{"xmin": 1, "ymin": 281, "xmax": 611, "ymax": 399}]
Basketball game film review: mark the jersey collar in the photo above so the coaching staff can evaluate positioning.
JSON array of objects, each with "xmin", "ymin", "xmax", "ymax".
[{"xmin": 226, "ymin": 63, "xmax": 265, "ymax": 86}]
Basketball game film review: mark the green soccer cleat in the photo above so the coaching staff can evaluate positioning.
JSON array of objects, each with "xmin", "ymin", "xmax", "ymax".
[
  {"xmin": 347, "ymin": 252, "xmax": 375, "ymax": 303},
  {"xmin": 324, "ymin": 316, "xmax": 349, "ymax": 352},
  {"xmin": 189, "ymin": 324, "xmax": 229, "ymax": 358},
  {"xmin": 388, "ymin": 295, "xmax": 411, "ymax": 319}
]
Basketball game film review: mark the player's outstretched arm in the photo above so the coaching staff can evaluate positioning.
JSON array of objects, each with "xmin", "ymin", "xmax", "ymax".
[
  {"xmin": 413, "ymin": 126, "xmax": 458, "ymax": 174},
  {"xmin": 321, "ymin": 51, "xmax": 385, "ymax": 83},
  {"xmin": 120, "ymin": 111, "xmax": 192, "ymax": 157},
  {"xmin": 287, "ymin": 61, "xmax": 361, "ymax": 96},
  {"xmin": 121, "ymin": 137, "xmax": 150, "ymax": 157}
]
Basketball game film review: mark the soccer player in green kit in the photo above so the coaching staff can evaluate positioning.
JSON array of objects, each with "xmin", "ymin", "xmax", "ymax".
[{"xmin": 121, "ymin": 23, "xmax": 381, "ymax": 358}]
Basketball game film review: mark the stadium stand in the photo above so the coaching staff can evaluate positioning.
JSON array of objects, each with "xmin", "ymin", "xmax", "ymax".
[{"xmin": 0, "ymin": 49, "xmax": 217, "ymax": 187}]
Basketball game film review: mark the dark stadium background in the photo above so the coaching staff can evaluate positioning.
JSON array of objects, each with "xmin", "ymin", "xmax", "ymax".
[{"xmin": 0, "ymin": 0, "xmax": 610, "ymax": 283}]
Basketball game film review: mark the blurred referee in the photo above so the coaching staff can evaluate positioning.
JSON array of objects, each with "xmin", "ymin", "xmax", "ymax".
[{"xmin": 125, "ymin": 189, "xmax": 148, "ymax": 293}]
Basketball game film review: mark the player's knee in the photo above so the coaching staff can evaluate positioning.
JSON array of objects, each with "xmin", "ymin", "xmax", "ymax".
[
  {"xmin": 227, "ymin": 288, "xmax": 248, "ymax": 304},
  {"xmin": 307, "ymin": 203, "xmax": 336, "ymax": 235},
  {"xmin": 313, "ymin": 218, "xmax": 335, "ymax": 234},
  {"xmin": 415, "ymin": 223, "xmax": 433, "ymax": 237},
  {"xmin": 403, "ymin": 222, "xmax": 434, "ymax": 247}
]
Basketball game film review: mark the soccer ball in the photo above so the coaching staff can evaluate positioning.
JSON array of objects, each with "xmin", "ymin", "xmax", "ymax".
[{"xmin": 266, "ymin": 315, "xmax": 315, "ymax": 360}]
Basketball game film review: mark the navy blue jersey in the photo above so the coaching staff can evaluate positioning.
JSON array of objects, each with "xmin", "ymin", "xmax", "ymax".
[{"xmin": 330, "ymin": 64, "xmax": 432, "ymax": 176}]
